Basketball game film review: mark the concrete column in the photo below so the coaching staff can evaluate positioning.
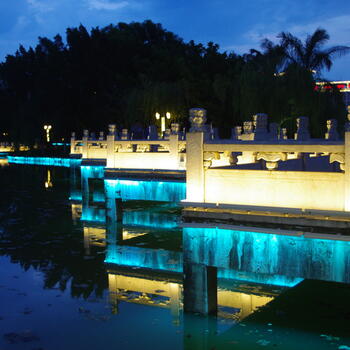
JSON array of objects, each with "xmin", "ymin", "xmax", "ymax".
[
  {"xmin": 104, "ymin": 180, "xmax": 123, "ymax": 241},
  {"xmin": 344, "ymin": 131, "xmax": 350, "ymax": 211},
  {"xmin": 106, "ymin": 134, "xmax": 115, "ymax": 168},
  {"xmin": 115, "ymin": 198, "xmax": 123, "ymax": 223},
  {"xmin": 82, "ymin": 130, "xmax": 88, "ymax": 159},
  {"xmin": 88, "ymin": 178, "xmax": 95, "ymax": 204},
  {"xmin": 81, "ymin": 170, "xmax": 89, "ymax": 208},
  {"xmin": 183, "ymin": 262, "xmax": 217, "ymax": 315},
  {"xmin": 186, "ymin": 132, "xmax": 204, "ymax": 202},
  {"xmin": 169, "ymin": 134, "xmax": 179, "ymax": 169},
  {"xmin": 105, "ymin": 180, "xmax": 116, "ymax": 224},
  {"xmin": 108, "ymin": 274, "xmax": 119, "ymax": 314}
]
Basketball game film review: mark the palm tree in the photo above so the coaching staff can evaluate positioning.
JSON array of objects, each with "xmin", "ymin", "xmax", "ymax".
[{"xmin": 277, "ymin": 28, "xmax": 350, "ymax": 74}]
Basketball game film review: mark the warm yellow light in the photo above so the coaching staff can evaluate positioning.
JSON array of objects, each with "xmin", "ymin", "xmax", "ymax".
[
  {"xmin": 44, "ymin": 125, "xmax": 52, "ymax": 142},
  {"xmin": 155, "ymin": 112, "xmax": 160, "ymax": 120},
  {"xmin": 166, "ymin": 112, "xmax": 171, "ymax": 119},
  {"xmin": 45, "ymin": 169, "xmax": 52, "ymax": 188}
]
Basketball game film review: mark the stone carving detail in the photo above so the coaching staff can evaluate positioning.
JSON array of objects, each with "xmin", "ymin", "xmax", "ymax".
[
  {"xmin": 136, "ymin": 144, "xmax": 150, "ymax": 152},
  {"xmin": 279, "ymin": 128, "xmax": 287, "ymax": 140},
  {"xmin": 231, "ymin": 126, "xmax": 242, "ymax": 140},
  {"xmin": 204, "ymin": 152, "xmax": 220, "ymax": 161},
  {"xmin": 253, "ymin": 113, "xmax": 268, "ymax": 140},
  {"xmin": 257, "ymin": 152, "xmax": 287, "ymax": 162},
  {"xmin": 294, "ymin": 117, "xmax": 310, "ymax": 141},
  {"xmin": 178, "ymin": 142, "xmax": 186, "ymax": 153},
  {"xmin": 256, "ymin": 152, "xmax": 287, "ymax": 170},
  {"xmin": 163, "ymin": 129, "xmax": 171, "ymax": 140},
  {"xmin": 325, "ymin": 119, "xmax": 339, "ymax": 140},
  {"xmin": 121, "ymin": 129, "xmax": 129, "ymax": 140},
  {"xmin": 203, "ymin": 151, "xmax": 220, "ymax": 168},
  {"xmin": 330, "ymin": 153, "xmax": 345, "ymax": 171},
  {"xmin": 170, "ymin": 123, "xmax": 180, "ymax": 134},
  {"xmin": 108, "ymin": 124, "xmax": 116, "ymax": 136},
  {"xmin": 203, "ymin": 160, "xmax": 212, "ymax": 169},
  {"xmin": 243, "ymin": 121, "xmax": 253, "ymax": 134},
  {"xmin": 240, "ymin": 122, "xmax": 254, "ymax": 140},
  {"xmin": 118, "ymin": 143, "xmax": 133, "ymax": 152},
  {"xmin": 226, "ymin": 151, "xmax": 239, "ymax": 165},
  {"xmin": 189, "ymin": 108, "xmax": 207, "ymax": 132}
]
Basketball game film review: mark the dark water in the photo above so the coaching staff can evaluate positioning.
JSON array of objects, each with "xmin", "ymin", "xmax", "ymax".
[{"xmin": 0, "ymin": 161, "xmax": 350, "ymax": 350}]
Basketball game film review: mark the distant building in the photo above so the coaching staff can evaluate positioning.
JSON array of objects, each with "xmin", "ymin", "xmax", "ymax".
[{"xmin": 315, "ymin": 80, "xmax": 350, "ymax": 108}]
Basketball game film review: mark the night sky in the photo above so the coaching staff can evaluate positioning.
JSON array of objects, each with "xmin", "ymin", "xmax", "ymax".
[{"xmin": 1, "ymin": 0, "xmax": 350, "ymax": 79}]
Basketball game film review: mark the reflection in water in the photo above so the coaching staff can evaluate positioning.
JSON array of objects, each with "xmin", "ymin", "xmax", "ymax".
[
  {"xmin": 45, "ymin": 169, "xmax": 53, "ymax": 188},
  {"xmin": 1, "ymin": 163, "xmax": 349, "ymax": 349},
  {"xmin": 0, "ymin": 157, "xmax": 9, "ymax": 167},
  {"xmin": 107, "ymin": 270, "xmax": 275, "ymax": 323}
]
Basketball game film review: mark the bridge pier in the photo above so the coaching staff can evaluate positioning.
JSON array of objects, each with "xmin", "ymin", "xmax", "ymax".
[{"xmin": 183, "ymin": 262, "xmax": 217, "ymax": 315}]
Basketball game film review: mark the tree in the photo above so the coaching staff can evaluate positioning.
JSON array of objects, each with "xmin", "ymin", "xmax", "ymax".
[{"xmin": 278, "ymin": 28, "xmax": 350, "ymax": 74}]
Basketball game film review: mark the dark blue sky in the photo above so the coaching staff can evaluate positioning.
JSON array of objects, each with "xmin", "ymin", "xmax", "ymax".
[{"xmin": 1, "ymin": 0, "xmax": 349, "ymax": 79}]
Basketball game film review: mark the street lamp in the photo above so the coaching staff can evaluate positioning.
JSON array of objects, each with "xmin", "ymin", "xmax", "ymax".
[
  {"xmin": 43, "ymin": 125, "xmax": 52, "ymax": 143},
  {"xmin": 155, "ymin": 112, "xmax": 171, "ymax": 135}
]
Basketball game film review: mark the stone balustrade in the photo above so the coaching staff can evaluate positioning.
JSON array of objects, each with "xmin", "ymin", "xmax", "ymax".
[{"xmin": 70, "ymin": 110, "xmax": 347, "ymax": 203}]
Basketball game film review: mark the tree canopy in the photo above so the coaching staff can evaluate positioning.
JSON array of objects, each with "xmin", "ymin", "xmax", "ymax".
[{"xmin": 0, "ymin": 21, "xmax": 348, "ymax": 144}]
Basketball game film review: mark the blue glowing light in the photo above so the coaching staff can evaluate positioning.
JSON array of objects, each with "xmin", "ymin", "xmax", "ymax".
[
  {"xmin": 105, "ymin": 179, "xmax": 186, "ymax": 202},
  {"xmin": 8, "ymin": 156, "xmax": 81, "ymax": 167},
  {"xmin": 81, "ymin": 207, "xmax": 105, "ymax": 222},
  {"xmin": 69, "ymin": 192, "xmax": 82, "ymax": 201},
  {"xmin": 80, "ymin": 165, "xmax": 105, "ymax": 179},
  {"xmin": 105, "ymin": 246, "xmax": 183, "ymax": 273},
  {"xmin": 81, "ymin": 205, "xmax": 178, "ymax": 228},
  {"xmin": 105, "ymin": 225, "xmax": 350, "ymax": 287},
  {"xmin": 183, "ymin": 226, "xmax": 350, "ymax": 284}
]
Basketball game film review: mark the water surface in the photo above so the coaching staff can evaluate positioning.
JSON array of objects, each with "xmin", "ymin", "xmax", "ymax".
[{"xmin": 0, "ymin": 162, "xmax": 349, "ymax": 350}]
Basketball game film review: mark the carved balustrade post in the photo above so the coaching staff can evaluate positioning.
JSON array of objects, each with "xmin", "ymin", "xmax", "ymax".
[
  {"xmin": 82, "ymin": 129, "xmax": 89, "ymax": 159},
  {"xmin": 325, "ymin": 119, "xmax": 339, "ymax": 140},
  {"xmin": 253, "ymin": 113, "xmax": 268, "ymax": 141},
  {"xmin": 294, "ymin": 117, "xmax": 310, "ymax": 141},
  {"xmin": 279, "ymin": 128, "xmax": 288, "ymax": 140},
  {"xmin": 106, "ymin": 124, "xmax": 116, "ymax": 168},
  {"xmin": 231, "ymin": 126, "xmax": 242, "ymax": 140},
  {"xmin": 187, "ymin": 108, "xmax": 206, "ymax": 202}
]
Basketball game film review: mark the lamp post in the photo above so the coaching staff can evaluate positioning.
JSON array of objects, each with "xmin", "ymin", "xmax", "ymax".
[
  {"xmin": 155, "ymin": 112, "xmax": 171, "ymax": 136},
  {"xmin": 43, "ymin": 125, "xmax": 52, "ymax": 143}
]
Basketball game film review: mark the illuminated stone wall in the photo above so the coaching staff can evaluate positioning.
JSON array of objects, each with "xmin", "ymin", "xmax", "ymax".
[
  {"xmin": 112, "ymin": 152, "xmax": 181, "ymax": 170},
  {"xmin": 183, "ymin": 226, "xmax": 350, "ymax": 284},
  {"xmin": 205, "ymin": 169, "xmax": 345, "ymax": 211}
]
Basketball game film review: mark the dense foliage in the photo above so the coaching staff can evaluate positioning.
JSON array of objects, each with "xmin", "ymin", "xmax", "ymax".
[{"xmin": 0, "ymin": 21, "xmax": 348, "ymax": 144}]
